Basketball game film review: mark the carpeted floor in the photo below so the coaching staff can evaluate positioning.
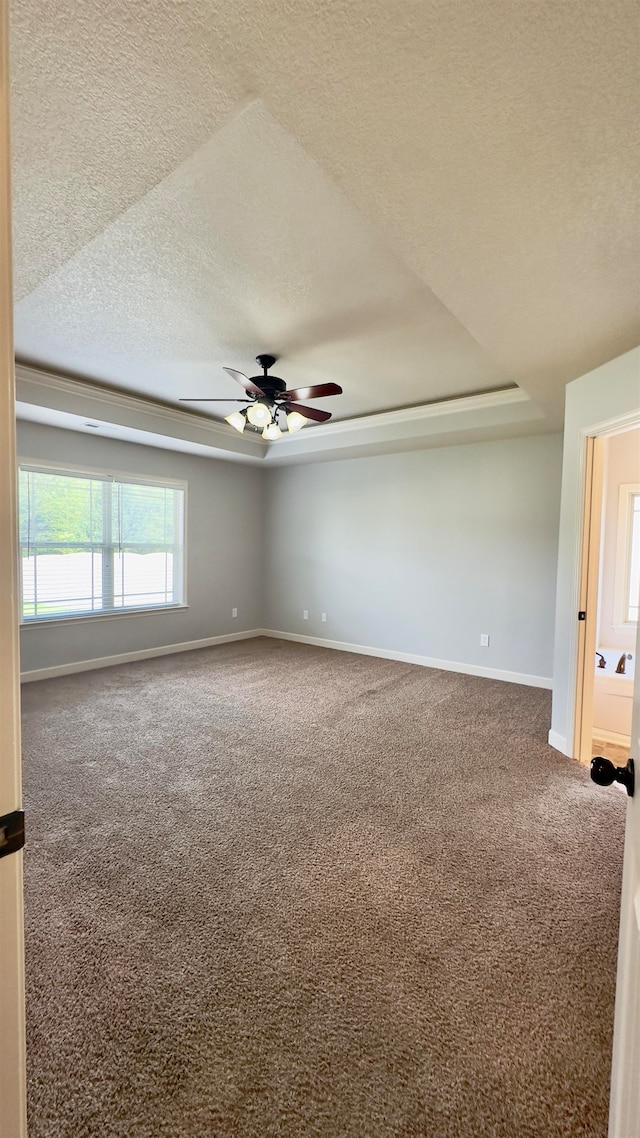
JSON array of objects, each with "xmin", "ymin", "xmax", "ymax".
[{"xmin": 21, "ymin": 637, "xmax": 625, "ymax": 1138}]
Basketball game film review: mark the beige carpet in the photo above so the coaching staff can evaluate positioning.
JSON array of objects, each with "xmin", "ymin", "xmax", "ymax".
[{"xmin": 21, "ymin": 637, "xmax": 625, "ymax": 1138}]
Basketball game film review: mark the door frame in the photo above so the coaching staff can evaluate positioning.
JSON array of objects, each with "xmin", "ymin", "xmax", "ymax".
[
  {"xmin": 609, "ymin": 611, "xmax": 640, "ymax": 1137},
  {"xmin": 572, "ymin": 410, "xmax": 640, "ymax": 763},
  {"xmin": 0, "ymin": 3, "xmax": 27, "ymax": 1134},
  {"xmin": 572, "ymin": 410, "xmax": 640, "ymax": 1135}
]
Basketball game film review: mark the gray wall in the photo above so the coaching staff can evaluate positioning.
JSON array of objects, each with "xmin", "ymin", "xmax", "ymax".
[
  {"xmin": 18, "ymin": 422, "xmax": 564, "ymax": 684},
  {"xmin": 18, "ymin": 422, "xmax": 265, "ymax": 673},
  {"xmin": 265, "ymin": 434, "xmax": 563, "ymax": 680}
]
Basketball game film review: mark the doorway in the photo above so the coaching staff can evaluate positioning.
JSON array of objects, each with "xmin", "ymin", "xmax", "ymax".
[{"xmin": 574, "ymin": 423, "xmax": 640, "ymax": 765}]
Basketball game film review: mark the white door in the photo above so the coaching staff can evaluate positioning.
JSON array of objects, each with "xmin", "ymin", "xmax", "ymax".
[
  {"xmin": 0, "ymin": 5, "xmax": 27, "ymax": 1136},
  {"xmin": 608, "ymin": 617, "xmax": 640, "ymax": 1137}
]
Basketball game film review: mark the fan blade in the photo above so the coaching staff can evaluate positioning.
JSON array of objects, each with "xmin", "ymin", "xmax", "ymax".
[
  {"xmin": 281, "ymin": 383, "xmax": 342, "ymax": 401},
  {"xmin": 287, "ymin": 402, "xmax": 332, "ymax": 423},
  {"xmin": 179, "ymin": 398, "xmax": 250, "ymax": 403},
  {"xmin": 223, "ymin": 367, "xmax": 265, "ymax": 397}
]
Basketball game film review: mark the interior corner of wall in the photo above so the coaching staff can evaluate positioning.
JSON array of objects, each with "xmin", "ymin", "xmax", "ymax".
[{"xmin": 547, "ymin": 728, "xmax": 569, "ymax": 756}]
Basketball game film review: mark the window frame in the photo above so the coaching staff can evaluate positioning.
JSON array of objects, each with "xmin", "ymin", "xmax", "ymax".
[
  {"xmin": 18, "ymin": 457, "xmax": 188, "ymax": 626},
  {"xmin": 613, "ymin": 481, "xmax": 640, "ymax": 630}
]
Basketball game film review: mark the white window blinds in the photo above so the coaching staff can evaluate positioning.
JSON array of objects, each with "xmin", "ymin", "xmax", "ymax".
[{"xmin": 19, "ymin": 466, "xmax": 185, "ymax": 621}]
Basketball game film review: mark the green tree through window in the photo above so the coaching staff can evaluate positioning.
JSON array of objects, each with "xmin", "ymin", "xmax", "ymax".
[{"xmin": 19, "ymin": 466, "xmax": 185, "ymax": 619}]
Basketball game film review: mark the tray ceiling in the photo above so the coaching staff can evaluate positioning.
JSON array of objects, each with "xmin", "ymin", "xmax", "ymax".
[{"xmin": 10, "ymin": 0, "xmax": 640, "ymax": 434}]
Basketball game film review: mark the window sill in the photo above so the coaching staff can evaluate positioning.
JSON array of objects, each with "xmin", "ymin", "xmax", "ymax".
[{"xmin": 20, "ymin": 604, "xmax": 189, "ymax": 628}]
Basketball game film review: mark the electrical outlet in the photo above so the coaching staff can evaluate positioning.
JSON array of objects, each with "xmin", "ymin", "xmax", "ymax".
[
  {"xmin": 321, "ymin": 612, "xmax": 327, "ymax": 623},
  {"xmin": 303, "ymin": 610, "xmax": 309, "ymax": 620},
  {"xmin": 480, "ymin": 633, "xmax": 490, "ymax": 647},
  {"xmin": 232, "ymin": 607, "xmax": 238, "ymax": 618}
]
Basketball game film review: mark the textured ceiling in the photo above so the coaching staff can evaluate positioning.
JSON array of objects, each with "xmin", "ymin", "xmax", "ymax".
[
  {"xmin": 10, "ymin": 0, "xmax": 640, "ymax": 428},
  {"xmin": 13, "ymin": 102, "xmax": 504, "ymax": 419}
]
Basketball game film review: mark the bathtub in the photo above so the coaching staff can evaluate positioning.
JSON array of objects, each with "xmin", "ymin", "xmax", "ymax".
[{"xmin": 593, "ymin": 647, "xmax": 635, "ymax": 743}]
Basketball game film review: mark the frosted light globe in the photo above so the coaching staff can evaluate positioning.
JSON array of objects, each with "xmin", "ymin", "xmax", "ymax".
[
  {"xmin": 286, "ymin": 411, "xmax": 307, "ymax": 433},
  {"xmin": 247, "ymin": 402, "xmax": 272, "ymax": 428}
]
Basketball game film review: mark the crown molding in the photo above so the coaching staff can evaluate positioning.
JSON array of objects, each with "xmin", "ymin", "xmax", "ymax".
[
  {"xmin": 16, "ymin": 362, "xmax": 219, "ymax": 424},
  {"xmin": 281, "ymin": 386, "xmax": 528, "ymax": 441},
  {"xmin": 14, "ymin": 361, "xmax": 550, "ymax": 466},
  {"xmin": 15, "ymin": 362, "xmax": 267, "ymax": 463},
  {"xmin": 264, "ymin": 383, "xmax": 548, "ymax": 464}
]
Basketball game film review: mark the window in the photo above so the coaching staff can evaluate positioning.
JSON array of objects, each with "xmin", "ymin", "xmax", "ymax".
[
  {"xmin": 625, "ymin": 490, "xmax": 640, "ymax": 623},
  {"xmin": 19, "ymin": 464, "xmax": 185, "ymax": 621},
  {"xmin": 615, "ymin": 482, "xmax": 640, "ymax": 627}
]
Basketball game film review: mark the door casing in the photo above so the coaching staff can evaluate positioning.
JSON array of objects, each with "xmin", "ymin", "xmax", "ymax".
[
  {"xmin": 0, "ymin": 2, "xmax": 27, "ymax": 1134},
  {"xmin": 571, "ymin": 413, "xmax": 640, "ymax": 1134},
  {"xmin": 573, "ymin": 415, "xmax": 640, "ymax": 762}
]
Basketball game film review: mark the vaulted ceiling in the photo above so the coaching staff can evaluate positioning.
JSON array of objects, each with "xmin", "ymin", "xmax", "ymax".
[{"xmin": 10, "ymin": 0, "xmax": 640, "ymax": 433}]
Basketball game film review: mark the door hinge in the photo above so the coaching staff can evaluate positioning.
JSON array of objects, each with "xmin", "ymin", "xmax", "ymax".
[
  {"xmin": 0, "ymin": 810, "xmax": 25, "ymax": 859},
  {"xmin": 578, "ymin": 611, "xmax": 586, "ymax": 621}
]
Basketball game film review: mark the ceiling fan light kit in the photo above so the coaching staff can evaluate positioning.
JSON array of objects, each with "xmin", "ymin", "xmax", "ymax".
[{"xmin": 180, "ymin": 354, "xmax": 343, "ymax": 440}]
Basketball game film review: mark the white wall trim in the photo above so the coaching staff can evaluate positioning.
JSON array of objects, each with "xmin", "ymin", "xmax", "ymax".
[
  {"xmin": 15, "ymin": 363, "xmax": 257, "ymax": 443},
  {"xmin": 16, "ymin": 362, "xmax": 528, "ymax": 445},
  {"xmin": 261, "ymin": 629, "xmax": 553, "ymax": 688},
  {"xmin": 16, "ymin": 361, "xmax": 550, "ymax": 468},
  {"xmin": 274, "ymin": 386, "xmax": 528, "ymax": 442},
  {"xmin": 21, "ymin": 625, "xmax": 554, "ymax": 689},
  {"xmin": 15, "ymin": 363, "xmax": 267, "ymax": 465},
  {"xmin": 547, "ymin": 729, "xmax": 569, "ymax": 754},
  {"xmin": 20, "ymin": 629, "xmax": 262, "ymax": 683}
]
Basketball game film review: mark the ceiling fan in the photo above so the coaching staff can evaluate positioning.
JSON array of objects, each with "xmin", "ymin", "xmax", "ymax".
[{"xmin": 179, "ymin": 354, "xmax": 343, "ymax": 439}]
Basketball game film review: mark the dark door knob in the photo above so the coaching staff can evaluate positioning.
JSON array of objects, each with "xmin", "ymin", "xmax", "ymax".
[{"xmin": 590, "ymin": 756, "xmax": 635, "ymax": 798}]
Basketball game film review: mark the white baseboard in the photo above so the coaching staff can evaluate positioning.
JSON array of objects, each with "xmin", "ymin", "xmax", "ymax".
[
  {"xmin": 547, "ymin": 729, "xmax": 569, "ymax": 754},
  {"xmin": 21, "ymin": 625, "xmax": 554, "ymax": 691},
  {"xmin": 20, "ymin": 629, "xmax": 263, "ymax": 682},
  {"xmin": 260, "ymin": 629, "xmax": 553, "ymax": 689}
]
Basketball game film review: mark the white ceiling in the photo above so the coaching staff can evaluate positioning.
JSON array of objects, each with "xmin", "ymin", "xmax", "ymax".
[{"xmin": 10, "ymin": 0, "xmax": 640, "ymax": 436}]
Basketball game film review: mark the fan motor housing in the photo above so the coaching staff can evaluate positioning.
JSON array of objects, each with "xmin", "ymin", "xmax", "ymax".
[{"xmin": 251, "ymin": 374, "xmax": 286, "ymax": 399}]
